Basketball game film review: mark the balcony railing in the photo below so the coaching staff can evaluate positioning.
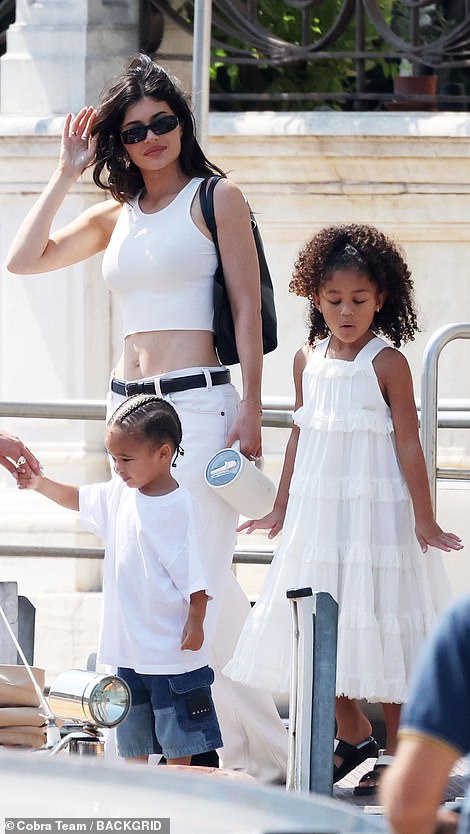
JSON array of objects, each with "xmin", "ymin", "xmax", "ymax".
[{"xmin": 141, "ymin": 0, "xmax": 470, "ymax": 110}]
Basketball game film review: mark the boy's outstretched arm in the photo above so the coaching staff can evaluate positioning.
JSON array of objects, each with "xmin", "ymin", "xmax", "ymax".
[{"xmin": 17, "ymin": 462, "xmax": 79, "ymax": 511}]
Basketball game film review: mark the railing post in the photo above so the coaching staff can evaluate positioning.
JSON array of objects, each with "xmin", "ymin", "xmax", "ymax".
[
  {"xmin": 287, "ymin": 587, "xmax": 338, "ymax": 795},
  {"xmin": 192, "ymin": 0, "xmax": 212, "ymax": 149},
  {"xmin": 287, "ymin": 587, "xmax": 313, "ymax": 792},
  {"xmin": 0, "ymin": 581, "xmax": 35, "ymax": 664},
  {"xmin": 421, "ymin": 323, "xmax": 470, "ymax": 511},
  {"xmin": 310, "ymin": 591, "xmax": 338, "ymax": 795},
  {"xmin": 18, "ymin": 596, "xmax": 35, "ymax": 666},
  {"xmin": 0, "ymin": 582, "xmax": 19, "ymax": 664}
]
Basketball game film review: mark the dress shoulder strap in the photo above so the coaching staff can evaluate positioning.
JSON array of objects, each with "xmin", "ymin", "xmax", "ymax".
[
  {"xmin": 313, "ymin": 336, "xmax": 330, "ymax": 358},
  {"xmin": 358, "ymin": 335, "xmax": 391, "ymax": 364}
]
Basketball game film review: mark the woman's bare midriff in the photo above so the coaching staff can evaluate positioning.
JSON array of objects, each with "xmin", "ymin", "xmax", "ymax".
[{"xmin": 115, "ymin": 330, "xmax": 221, "ymax": 380}]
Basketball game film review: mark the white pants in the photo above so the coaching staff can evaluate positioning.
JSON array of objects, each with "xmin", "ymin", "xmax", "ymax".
[{"xmin": 106, "ymin": 369, "xmax": 288, "ymax": 783}]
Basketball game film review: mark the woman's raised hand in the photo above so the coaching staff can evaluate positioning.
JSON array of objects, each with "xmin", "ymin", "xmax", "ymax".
[{"xmin": 59, "ymin": 107, "xmax": 98, "ymax": 177}]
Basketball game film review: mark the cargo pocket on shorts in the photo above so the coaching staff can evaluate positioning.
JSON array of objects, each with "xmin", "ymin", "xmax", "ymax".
[{"xmin": 168, "ymin": 666, "xmax": 216, "ymax": 733}]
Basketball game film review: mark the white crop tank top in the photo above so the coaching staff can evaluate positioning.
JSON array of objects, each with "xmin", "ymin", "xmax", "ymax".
[{"xmin": 102, "ymin": 177, "xmax": 217, "ymax": 336}]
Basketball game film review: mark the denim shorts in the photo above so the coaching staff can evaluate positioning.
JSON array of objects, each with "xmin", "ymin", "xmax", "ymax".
[{"xmin": 115, "ymin": 665, "xmax": 223, "ymax": 760}]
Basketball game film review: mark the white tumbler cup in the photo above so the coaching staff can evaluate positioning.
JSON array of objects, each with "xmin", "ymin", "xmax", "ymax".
[{"xmin": 204, "ymin": 442, "xmax": 276, "ymax": 519}]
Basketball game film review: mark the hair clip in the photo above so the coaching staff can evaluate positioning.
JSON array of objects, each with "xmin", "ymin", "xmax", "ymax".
[{"xmin": 343, "ymin": 243, "xmax": 360, "ymax": 256}]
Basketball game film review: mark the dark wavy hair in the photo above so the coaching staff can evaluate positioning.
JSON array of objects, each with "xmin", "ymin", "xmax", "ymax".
[
  {"xmin": 91, "ymin": 54, "xmax": 225, "ymax": 203},
  {"xmin": 107, "ymin": 394, "xmax": 183, "ymax": 457},
  {"xmin": 290, "ymin": 223, "xmax": 418, "ymax": 348}
]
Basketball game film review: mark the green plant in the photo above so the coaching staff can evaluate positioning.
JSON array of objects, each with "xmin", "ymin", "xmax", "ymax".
[
  {"xmin": 390, "ymin": 0, "xmax": 451, "ymax": 76},
  {"xmin": 209, "ymin": 0, "xmax": 396, "ymax": 110}
]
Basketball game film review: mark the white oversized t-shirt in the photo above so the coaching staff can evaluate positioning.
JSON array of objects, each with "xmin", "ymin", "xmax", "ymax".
[{"xmin": 79, "ymin": 480, "xmax": 212, "ymax": 674}]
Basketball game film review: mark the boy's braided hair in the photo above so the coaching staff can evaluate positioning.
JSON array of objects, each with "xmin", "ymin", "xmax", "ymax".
[{"xmin": 108, "ymin": 394, "xmax": 184, "ymax": 464}]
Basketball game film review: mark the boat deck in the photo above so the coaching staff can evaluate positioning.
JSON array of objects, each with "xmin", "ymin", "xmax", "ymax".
[{"xmin": 333, "ymin": 757, "xmax": 469, "ymax": 819}]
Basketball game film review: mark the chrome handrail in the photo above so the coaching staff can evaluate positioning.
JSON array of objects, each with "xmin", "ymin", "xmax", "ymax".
[
  {"xmin": 1, "ymin": 385, "xmax": 469, "ymax": 564},
  {"xmin": 3, "ymin": 398, "xmax": 470, "ymax": 424},
  {"xmin": 0, "ymin": 400, "xmax": 293, "ymax": 429},
  {"xmin": 420, "ymin": 324, "xmax": 470, "ymax": 511},
  {"xmin": 0, "ymin": 544, "xmax": 274, "ymax": 565}
]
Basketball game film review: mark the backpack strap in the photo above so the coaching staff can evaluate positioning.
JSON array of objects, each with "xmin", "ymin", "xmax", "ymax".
[{"xmin": 199, "ymin": 176, "xmax": 222, "ymax": 253}]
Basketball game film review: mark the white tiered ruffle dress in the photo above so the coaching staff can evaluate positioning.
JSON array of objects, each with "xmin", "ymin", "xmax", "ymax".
[{"xmin": 225, "ymin": 335, "xmax": 452, "ymax": 702}]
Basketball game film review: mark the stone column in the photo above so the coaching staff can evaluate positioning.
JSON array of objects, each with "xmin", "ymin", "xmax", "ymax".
[
  {"xmin": 0, "ymin": 0, "xmax": 139, "ymax": 592},
  {"xmin": 1, "ymin": 0, "xmax": 139, "ymax": 114}
]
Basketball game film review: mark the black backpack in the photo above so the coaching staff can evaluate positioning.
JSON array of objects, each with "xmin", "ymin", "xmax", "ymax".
[{"xmin": 199, "ymin": 176, "xmax": 278, "ymax": 366}]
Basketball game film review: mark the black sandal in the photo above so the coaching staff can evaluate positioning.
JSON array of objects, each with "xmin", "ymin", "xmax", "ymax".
[
  {"xmin": 353, "ymin": 754, "xmax": 394, "ymax": 796},
  {"xmin": 333, "ymin": 736, "xmax": 379, "ymax": 783}
]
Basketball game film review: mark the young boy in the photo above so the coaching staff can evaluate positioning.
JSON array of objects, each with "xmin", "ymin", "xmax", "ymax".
[{"xmin": 17, "ymin": 394, "xmax": 222, "ymax": 764}]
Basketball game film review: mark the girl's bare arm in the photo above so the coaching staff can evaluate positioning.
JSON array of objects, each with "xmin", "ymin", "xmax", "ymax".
[
  {"xmin": 238, "ymin": 345, "xmax": 308, "ymax": 538},
  {"xmin": 376, "ymin": 348, "xmax": 462, "ymax": 553}
]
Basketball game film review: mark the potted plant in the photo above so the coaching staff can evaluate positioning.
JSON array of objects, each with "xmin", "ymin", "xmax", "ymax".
[
  {"xmin": 387, "ymin": 1, "xmax": 445, "ymax": 110},
  {"xmin": 391, "ymin": 61, "xmax": 438, "ymax": 110}
]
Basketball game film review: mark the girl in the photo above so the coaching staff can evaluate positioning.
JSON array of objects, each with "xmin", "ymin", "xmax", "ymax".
[
  {"xmin": 17, "ymin": 395, "xmax": 224, "ymax": 766},
  {"xmin": 7, "ymin": 53, "xmax": 287, "ymax": 781},
  {"xmin": 225, "ymin": 223, "xmax": 463, "ymax": 794}
]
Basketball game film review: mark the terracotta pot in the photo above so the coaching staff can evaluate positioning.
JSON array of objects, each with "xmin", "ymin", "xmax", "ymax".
[{"xmin": 389, "ymin": 75, "xmax": 438, "ymax": 110}]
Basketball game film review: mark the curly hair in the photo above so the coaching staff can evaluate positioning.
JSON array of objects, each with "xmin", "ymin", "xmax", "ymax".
[
  {"xmin": 290, "ymin": 223, "xmax": 418, "ymax": 348},
  {"xmin": 107, "ymin": 394, "xmax": 183, "ymax": 455},
  {"xmin": 91, "ymin": 54, "xmax": 225, "ymax": 203}
]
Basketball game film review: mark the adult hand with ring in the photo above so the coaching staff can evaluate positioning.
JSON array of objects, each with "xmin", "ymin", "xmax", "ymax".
[
  {"xmin": 60, "ymin": 107, "xmax": 97, "ymax": 177},
  {"xmin": 0, "ymin": 431, "xmax": 41, "ymax": 477}
]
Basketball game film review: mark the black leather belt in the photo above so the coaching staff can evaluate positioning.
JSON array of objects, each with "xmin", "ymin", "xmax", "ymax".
[{"xmin": 111, "ymin": 368, "xmax": 231, "ymax": 398}]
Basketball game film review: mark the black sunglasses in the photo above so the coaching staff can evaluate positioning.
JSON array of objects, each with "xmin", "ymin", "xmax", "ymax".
[{"xmin": 120, "ymin": 114, "xmax": 180, "ymax": 145}]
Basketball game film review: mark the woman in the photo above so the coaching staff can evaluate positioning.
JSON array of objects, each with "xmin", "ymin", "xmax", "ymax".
[{"xmin": 7, "ymin": 53, "xmax": 287, "ymax": 782}]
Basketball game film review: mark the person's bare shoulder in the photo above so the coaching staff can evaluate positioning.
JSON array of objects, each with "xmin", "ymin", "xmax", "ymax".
[
  {"xmin": 374, "ymin": 344, "xmax": 408, "ymax": 372},
  {"xmin": 373, "ymin": 344, "xmax": 412, "ymax": 389},
  {"xmin": 296, "ymin": 342, "xmax": 314, "ymax": 363},
  {"xmin": 293, "ymin": 343, "xmax": 311, "ymax": 379},
  {"xmin": 212, "ymin": 176, "xmax": 250, "ymax": 219}
]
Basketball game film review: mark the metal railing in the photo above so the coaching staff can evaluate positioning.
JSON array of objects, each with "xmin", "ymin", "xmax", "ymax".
[
  {"xmin": 1, "ymin": 387, "xmax": 469, "ymax": 563},
  {"xmin": 0, "ymin": 399, "xmax": 294, "ymax": 566},
  {"xmin": 420, "ymin": 323, "xmax": 470, "ymax": 511},
  {"xmin": 142, "ymin": 0, "xmax": 470, "ymax": 110}
]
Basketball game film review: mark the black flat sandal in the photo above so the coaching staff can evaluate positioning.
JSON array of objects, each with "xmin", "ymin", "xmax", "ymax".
[
  {"xmin": 353, "ymin": 754, "xmax": 394, "ymax": 796},
  {"xmin": 333, "ymin": 736, "xmax": 379, "ymax": 783}
]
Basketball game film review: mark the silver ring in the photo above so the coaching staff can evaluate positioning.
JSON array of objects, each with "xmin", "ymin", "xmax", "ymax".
[
  {"xmin": 71, "ymin": 131, "xmax": 78, "ymax": 136},
  {"xmin": 16, "ymin": 456, "xmax": 26, "ymax": 466}
]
